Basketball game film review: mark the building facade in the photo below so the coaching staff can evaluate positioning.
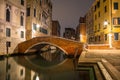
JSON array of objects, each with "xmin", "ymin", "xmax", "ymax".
[
  {"xmin": 26, "ymin": 0, "xmax": 52, "ymax": 40},
  {"xmin": 63, "ymin": 28, "xmax": 76, "ymax": 40},
  {"xmin": 52, "ymin": 20, "xmax": 61, "ymax": 37},
  {"xmin": 85, "ymin": 6, "xmax": 94, "ymax": 44},
  {"xmin": 76, "ymin": 17, "xmax": 86, "ymax": 43},
  {"xmin": 86, "ymin": 0, "xmax": 120, "ymax": 49},
  {"xmin": 0, "ymin": 0, "xmax": 53, "ymax": 54},
  {"xmin": 0, "ymin": 0, "xmax": 26, "ymax": 55}
]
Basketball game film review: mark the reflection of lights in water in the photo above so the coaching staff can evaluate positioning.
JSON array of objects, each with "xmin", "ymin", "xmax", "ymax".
[{"xmin": 36, "ymin": 76, "xmax": 39, "ymax": 80}]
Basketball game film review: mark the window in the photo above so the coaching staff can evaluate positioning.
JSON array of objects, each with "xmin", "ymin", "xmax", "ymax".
[
  {"xmin": 21, "ymin": 31, "xmax": 24, "ymax": 38},
  {"xmin": 21, "ymin": 0, "xmax": 24, "ymax": 6},
  {"xmin": 39, "ymin": 27, "xmax": 48, "ymax": 34},
  {"xmin": 33, "ymin": 23, "xmax": 37, "ymax": 31},
  {"xmin": 114, "ymin": 2, "xmax": 118, "ymax": 10},
  {"xmin": 34, "ymin": 8, "xmax": 36, "ymax": 17},
  {"xmin": 39, "ymin": 13, "xmax": 41, "ymax": 21},
  {"xmin": 114, "ymin": 33, "xmax": 118, "ymax": 40},
  {"xmin": 103, "ymin": 0, "xmax": 106, "ymax": 2},
  {"xmin": 98, "ymin": 11, "xmax": 100, "ymax": 17},
  {"xmin": 6, "ymin": 28, "xmax": 11, "ymax": 37},
  {"xmin": 95, "ymin": 36, "xmax": 97, "ymax": 42},
  {"xmin": 20, "ymin": 12, "xmax": 24, "ymax": 26},
  {"xmin": 6, "ymin": 4, "xmax": 11, "ymax": 22},
  {"xmin": 95, "ymin": 14, "xmax": 97, "ymax": 20},
  {"xmin": 20, "ymin": 16, "xmax": 23, "ymax": 26},
  {"xmin": 94, "ymin": 5, "xmax": 96, "ymax": 12},
  {"xmin": 94, "ymin": 25, "xmax": 97, "ymax": 32},
  {"xmin": 97, "ymin": 1, "xmax": 100, "ymax": 8},
  {"xmin": 104, "ymin": 6, "xmax": 107, "ymax": 13},
  {"xmin": 113, "ymin": 17, "xmax": 120, "ymax": 25},
  {"xmin": 6, "ymin": 41, "xmax": 11, "ymax": 47},
  {"xmin": 40, "ymin": 0, "xmax": 42, "ymax": 6},
  {"xmin": 98, "ymin": 23, "xmax": 100, "ymax": 31},
  {"xmin": 20, "ymin": 69, "xmax": 24, "ymax": 76},
  {"xmin": 42, "ymin": 11, "xmax": 47, "ymax": 24},
  {"xmin": 6, "ymin": 74, "xmax": 10, "ymax": 80},
  {"xmin": 105, "ymin": 34, "xmax": 107, "ymax": 41},
  {"xmin": 27, "ymin": 7, "xmax": 30, "ymax": 16}
]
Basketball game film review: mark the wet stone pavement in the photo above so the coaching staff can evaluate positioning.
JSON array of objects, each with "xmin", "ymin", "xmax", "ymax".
[{"xmin": 85, "ymin": 50, "xmax": 120, "ymax": 72}]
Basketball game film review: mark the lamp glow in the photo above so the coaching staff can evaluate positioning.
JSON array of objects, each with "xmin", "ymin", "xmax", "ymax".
[
  {"xmin": 104, "ymin": 21, "xmax": 108, "ymax": 26},
  {"xmin": 37, "ymin": 24, "xmax": 40, "ymax": 28},
  {"xmin": 36, "ymin": 76, "xmax": 39, "ymax": 80}
]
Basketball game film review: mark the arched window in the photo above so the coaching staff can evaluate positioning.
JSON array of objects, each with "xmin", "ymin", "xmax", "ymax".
[
  {"xmin": 6, "ymin": 9, "xmax": 10, "ymax": 22},
  {"xmin": 21, "ymin": 0, "xmax": 24, "ymax": 6},
  {"xmin": 6, "ymin": 4, "xmax": 11, "ymax": 22},
  {"xmin": 20, "ymin": 12, "xmax": 24, "ymax": 26},
  {"xmin": 20, "ymin": 16, "xmax": 23, "ymax": 26}
]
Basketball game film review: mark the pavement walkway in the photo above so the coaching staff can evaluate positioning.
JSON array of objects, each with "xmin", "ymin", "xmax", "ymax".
[{"xmin": 82, "ymin": 49, "xmax": 120, "ymax": 72}]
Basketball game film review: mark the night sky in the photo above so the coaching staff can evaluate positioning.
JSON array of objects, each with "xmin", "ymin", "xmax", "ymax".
[{"xmin": 51, "ymin": 0, "xmax": 95, "ymax": 36}]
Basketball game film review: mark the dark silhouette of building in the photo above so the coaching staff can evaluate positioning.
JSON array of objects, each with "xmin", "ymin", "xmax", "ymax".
[
  {"xmin": 76, "ymin": 17, "xmax": 86, "ymax": 43},
  {"xmin": 63, "ymin": 28, "xmax": 76, "ymax": 40},
  {"xmin": 52, "ymin": 20, "xmax": 61, "ymax": 37}
]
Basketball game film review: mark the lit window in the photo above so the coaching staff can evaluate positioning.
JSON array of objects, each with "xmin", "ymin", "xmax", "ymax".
[
  {"xmin": 113, "ymin": 17, "xmax": 120, "ymax": 25},
  {"xmin": 114, "ymin": 2, "xmax": 118, "ymax": 10}
]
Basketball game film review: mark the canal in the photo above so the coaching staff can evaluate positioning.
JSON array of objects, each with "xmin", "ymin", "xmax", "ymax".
[{"xmin": 0, "ymin": 44, "xmax": 95, "ymax": 80}]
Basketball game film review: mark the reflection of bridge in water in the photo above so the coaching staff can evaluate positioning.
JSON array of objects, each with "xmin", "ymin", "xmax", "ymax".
[
  {"xmin": 15, "ymin": 36, "xmax": 83, "ymax": 56},
  {"xmin": 1, "ymin": 36, "xmax": 119, "ymax": 80}
]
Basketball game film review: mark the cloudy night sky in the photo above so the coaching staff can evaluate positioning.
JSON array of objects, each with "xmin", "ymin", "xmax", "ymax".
[{"xmin": 51, "ymin": 0, "xmax": 95, "ymax": 36}]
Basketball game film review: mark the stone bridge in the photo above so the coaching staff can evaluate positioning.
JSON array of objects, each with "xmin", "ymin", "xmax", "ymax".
[{"xmin": 16, "ymin": 36, "xmax": 83, "ymax": 55}]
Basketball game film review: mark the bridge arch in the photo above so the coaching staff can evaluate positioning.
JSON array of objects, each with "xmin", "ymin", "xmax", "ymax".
[
  {"xmin": 17, "ymin": 36, "xmax": 83, "ymax": 55},
  {"xmin": 25, "ymin": 42, "xmax": 68, "ymax": 55}
]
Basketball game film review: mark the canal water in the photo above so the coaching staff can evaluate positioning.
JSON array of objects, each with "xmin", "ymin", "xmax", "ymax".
[{"xmin": 0, "ymin": 44, "xmax": 94, "ymax": 80}]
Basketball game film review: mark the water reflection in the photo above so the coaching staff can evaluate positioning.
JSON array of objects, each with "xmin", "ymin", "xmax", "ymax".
[
  {"xmin": 0, "ymin": 43, "xmax": 93, "ymax": 80},
  {"xmin": 25, "ymin": 43, "xmax": 66, "ymax": 67}
]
